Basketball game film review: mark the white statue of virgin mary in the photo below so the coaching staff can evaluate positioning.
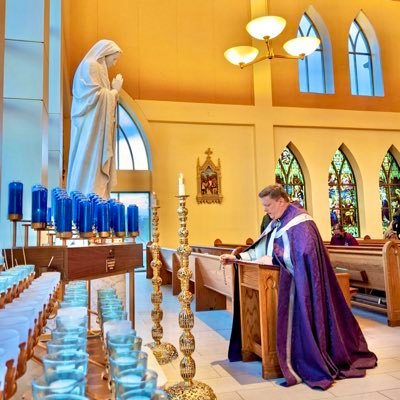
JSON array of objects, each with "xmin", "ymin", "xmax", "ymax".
[{"xmin": 67, "ymin": 39, "xmax": 123, "ymax": 199}]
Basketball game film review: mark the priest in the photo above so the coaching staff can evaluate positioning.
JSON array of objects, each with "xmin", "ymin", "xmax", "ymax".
[{"xmin": 220, "ymin": 184, "xmax": 377, "ymax": 390}]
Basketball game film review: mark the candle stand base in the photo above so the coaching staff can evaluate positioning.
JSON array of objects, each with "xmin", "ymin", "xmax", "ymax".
[
  {"xmin": 147, "ymin": 341, "xmax": 178, "ymax": 365},
  {"xmin": 165, "ymin": 380, "xmax": 217, "ymax": 400}
]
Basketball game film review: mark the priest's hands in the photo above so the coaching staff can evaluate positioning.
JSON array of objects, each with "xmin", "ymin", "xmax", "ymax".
[
  {"xmin": 219, "ymin": 254, "xmax": 237, "ymax": 265},
  {"xmin": 112, "ymin": 73, "xmax": 124, "ymax": 92}
]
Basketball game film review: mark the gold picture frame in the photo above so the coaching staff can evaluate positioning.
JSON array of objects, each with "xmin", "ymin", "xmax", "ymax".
[{"xmin": 196, "ymin": 148, "xmax": 223, "ymax": 204}]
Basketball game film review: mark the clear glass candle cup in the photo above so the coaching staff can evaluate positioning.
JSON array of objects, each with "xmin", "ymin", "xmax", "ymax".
[
  {"xmin": 114, "ymin": 369, "xmax": 158, "ymax": 400},
  {"xmin": 97, "ymin": 287, "xmax": 117, "ymax": 297},
  {"xmin": 60, "ymin": 300, "xmax": 88, "ymax": 309},
  {"xmin": 43, "ymin": 395, "xmax": 89, "ymax": 400},
  {"xmin": 47, "ymin": 337, "xmax": 86, "ymax": 354},
  {"xmin": 98, "ymin": 294, "xmax": 119, "ymax": 303},
  {"xmin": 100, "ymin": 303, "xmax": 123, "ymax": 315},
  {"xmin": 32, "ymin": 370, "xmax": 86, "ymax": 399},
  {"xmin": 56, "ymin": 314, "xmax": 88, "ymax": 330},
  {"xmin": 101, "ymin": 310, "xmax": 127, "ymax": 323},
  {"xmin": 108, "ymin": 336, "xmax": 143, "ymax": 356},
  {"xmin": 120, "ymin": 389, "xmax": 169, "ymax": 400},
  {"xmin": 52, "ymin": 327, "xmax": 86, "ymax": 341},
  {"xmin": 42, "ymin": 350, "xmax": 89, "ymax": 379},
  {"xmin": 109, "ymin": 350, "xmax": 148, "ymax": 379}
]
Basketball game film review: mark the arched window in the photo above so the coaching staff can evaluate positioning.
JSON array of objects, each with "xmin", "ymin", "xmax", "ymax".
[
  {"xmin": 328, "ymin": 149, "xmax": 360, "ymax": 237},
  {"xmin": 112, "ymin": 102, "xmax": 152, "ymax": 267},
  {"xmin": 298, "ymin": 13, "xmax": 325, "ymax": 93},
  {"xmin": 348, "ymin": 13, "xmax": 384, "ymax": 97},
  {"xmin": 379, "ymin": 151, "xmax": 400, "ymax": 231},
  {"xmin": 275, "ymin": 147, "xmax": 306, "ymax": 208},
  {"xmin": 116, "ymin": 104, "xmax": 150, "ymax": 170}
]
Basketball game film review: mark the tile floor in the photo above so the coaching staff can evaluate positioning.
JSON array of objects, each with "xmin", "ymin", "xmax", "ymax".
[{"xmin": 134, "ymin": 271, "xmax": 400, "ymax": 400}]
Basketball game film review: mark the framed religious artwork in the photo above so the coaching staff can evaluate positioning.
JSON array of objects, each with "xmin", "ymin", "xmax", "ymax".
[{"xmin": 196, "ymin": 148, "xmax": 223, "ymax": 204}]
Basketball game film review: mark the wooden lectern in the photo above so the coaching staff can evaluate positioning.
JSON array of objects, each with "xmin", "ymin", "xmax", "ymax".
[
  {"xmin": 236, "ymin": 260, "xmax": 352, "ymax": 380},
  {"xmin": 236, "ymin": 260, "xmax": 282, "ymax": 379}
]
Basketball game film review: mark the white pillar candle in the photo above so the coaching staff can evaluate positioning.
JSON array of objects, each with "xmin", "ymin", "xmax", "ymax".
[
  {"xmin": 178, "ymin": 173, "xmax": 185, "ymax": 196},
  {"xmin": 152, "ymin": 192, "xmax": 159, "ymax": 207}
]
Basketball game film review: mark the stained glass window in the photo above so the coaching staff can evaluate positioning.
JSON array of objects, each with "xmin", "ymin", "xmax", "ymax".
[
  {"xmin": 379, "ymin": 151, "xmax": 400, "ymax": 231},
  {"xmin": 298, "ymin": 14, "xmax": 326, "ymax": 93},
  {"xmin": 116, "ymin": 104, "xmax": 150, "ymax": 170},
  {"xmin": 275, "ymin": 147, "xmax": 306, "ymax": 208},
  {"xmin": 348, "ymin": 20, "xmax": 374, "ymax": 96},
  {"xmin": 328, "ymin": 149, "xmax": 359, "ymax": 237}
]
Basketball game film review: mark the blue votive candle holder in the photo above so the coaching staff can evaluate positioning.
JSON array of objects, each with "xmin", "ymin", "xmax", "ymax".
[
  {"xmin": 96, "ymin": 201, "xmax": 110, "ymax": 238},
  {"xmin": 127, "ymin": 205, "xmax": 139, "ymax": 236},
  {"xmin": 113, "ymin": 202, "xmax": 126, "ymax": 238},
  {"xmin": 32, "ymin": 184, "xmax": 48, "ymax": 230},
  {"xmin": 8, "ymin": 181, "xmax": 23, "ymax": 221},
  {"xmin": 78, "ymin": 199, "xmax": 93, "ymax": 238},
  {"xmin": 56, "ymin": 196, "xmax": 72, "ymax": 239}
]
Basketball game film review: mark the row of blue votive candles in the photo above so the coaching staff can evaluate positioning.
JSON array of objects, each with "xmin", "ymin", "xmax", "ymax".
[{"xmin": 7, "ymin": 182, "xmax": 139, "ymax": 237}]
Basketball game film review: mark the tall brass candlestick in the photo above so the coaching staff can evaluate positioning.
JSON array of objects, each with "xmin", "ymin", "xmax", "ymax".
[
  {"xmin": 147, "ymin": 194, "xmax": 178, "ymax": 364},
  {"xmin": 165, "ymin": 194, "xmax": 216, "ymax": 400}
]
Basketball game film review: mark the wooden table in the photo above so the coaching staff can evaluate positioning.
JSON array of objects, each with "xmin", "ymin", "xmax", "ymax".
[{"xmin": 5, "ymin": 242, "xmax": 143, "ymax": 327}]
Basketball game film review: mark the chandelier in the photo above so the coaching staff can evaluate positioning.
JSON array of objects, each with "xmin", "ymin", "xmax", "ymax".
[{"xmin": 224, "ymin": 16, "xmax": 320, "ymax": 68}]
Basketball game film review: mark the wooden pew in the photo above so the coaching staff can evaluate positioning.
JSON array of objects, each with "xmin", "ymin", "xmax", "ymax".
[
  {"xmin": 192, "ymin": 253, "xmax": 234, "ymax": 311},
  {"xmin": 327, "ymin": 241, "xmax": 400, "ymax": 326},
  {"xmin": 214, "ymin": 238, "xmax": 254, "ymax": 248},
  {"xmin": 146, "ymin": 243, "xmax": 353, "ymax": 313},
  {"xmin": 146, "ymin": 243, "xmax": 238, "ymax": 295}
]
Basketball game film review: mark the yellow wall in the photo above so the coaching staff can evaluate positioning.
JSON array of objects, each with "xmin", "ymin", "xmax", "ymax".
[
  {"xmin": 65, "ymin": 0, "xmax": 254, "ymax": 105},
  {"xmin": 149, "ymin": 121, "xmax": 258, "ymax": 247},
  {"xmin": 270, "ymin": 0, "xmax": 400, "ymax": 111},
  {"xmin": 63, "ymin": 0, "xmax": 400, "ymax": 247}
]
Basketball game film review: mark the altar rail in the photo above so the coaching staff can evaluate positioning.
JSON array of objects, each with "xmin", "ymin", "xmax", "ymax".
[{"xmin": 326, "ymin": 241, "xmax": 400, "ymax": 326}]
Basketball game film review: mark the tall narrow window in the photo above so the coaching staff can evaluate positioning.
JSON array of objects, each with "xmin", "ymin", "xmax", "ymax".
[
  {"xmin": 116, "ymin": 104, "xmax": 150, "ymax": 171},
  {"xmin": 298, "ymin": 14, "xmax": 325, "ymax": 93},
  {"xmin": 113, "ymin": 102, "xmax": 152, "ymax": 268},
  {"xmin": 328, "ymin": 149, "xmax": 360, "ymax": 237},
  {"xmin": 379, "ymin": 151, "xmax": 400, "ymax": 232},
  {"xmin": 275, "ymin": 147, "xmax": 306, "ymax": 208},
  {"xmin": 348, "ymin": 20, "xmax": 373, "ymax": 96}
]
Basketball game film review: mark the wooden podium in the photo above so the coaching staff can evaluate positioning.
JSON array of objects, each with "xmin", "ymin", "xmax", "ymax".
[
  {"xmin": 237, "ymin": 260, "xmax": 282, "ymax": 379},
  {"xmin": 4, "ymin": 242, "xmax": 143, "ymax": 326},
  {"xmin": 236, "ymin": 260, "xmax": 352, "ymax": 380}
]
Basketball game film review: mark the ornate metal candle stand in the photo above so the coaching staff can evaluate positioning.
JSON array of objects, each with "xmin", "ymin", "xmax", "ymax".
[
  {"xmin": 147, "ymin": 197, "xmax": 178, "ymax": 364},
  {"xmin": 165, "ymin": 195, "xmax": 216, "ymax": 400}
]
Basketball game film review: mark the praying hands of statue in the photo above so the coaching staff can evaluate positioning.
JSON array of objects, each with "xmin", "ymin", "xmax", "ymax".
[{"xmin": 111, "ymin": 73, "xmax": 124, "ymax": 94}]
